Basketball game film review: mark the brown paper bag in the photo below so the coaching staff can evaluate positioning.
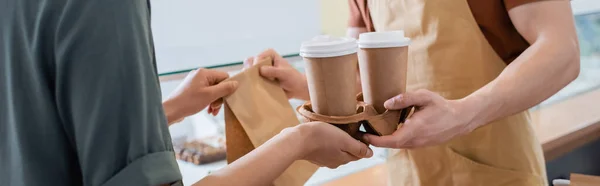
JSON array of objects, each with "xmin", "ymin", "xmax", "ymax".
[{"xmin": 223, "ymin": 57, "xmax": 319, "ymax": 186}]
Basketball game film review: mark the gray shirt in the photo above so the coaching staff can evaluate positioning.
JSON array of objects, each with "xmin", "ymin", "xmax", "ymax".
[{"xmin": 0, "ymin": 0, "xmax": 182, "ymax": 185}]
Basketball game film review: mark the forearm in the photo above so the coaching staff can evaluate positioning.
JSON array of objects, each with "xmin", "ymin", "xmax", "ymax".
[
  {"xmin": 347, "ymin": 0, "xmax": 368, "ymax": 40},
  {"xmin": 162, "ymin": 98, "xmax": 186, "ymax": 126},
  {"xmin": 463, "ymin": 39, "xmax": 579, "ymax": 128},
  {"xmin": 192, "ymin": 130, "xmax": 303, "ymax": 186}
]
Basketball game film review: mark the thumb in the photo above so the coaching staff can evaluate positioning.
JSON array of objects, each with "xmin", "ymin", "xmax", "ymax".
[
  {"xmin": 257, "ymin": 48, "xmax": 284, "ymax": 63},
  {"xmin": 362, "ymin": 133, "xmax": 400, "ymax": 148},
  {"xmin": 204, "ymin": 81, "xmax": 239, "ymax": 101},
  {"xmin": 384, "ymin": 90, "xmax": 433, "ymax": 110},
  {"xmin": 362, "ymin": 126, "xmax": 413, "ymax": 149},
  {"xmin": 259, "ymin": 66, "xmax": 284, "ymax": 81},
  {"xmin": 345, "ymin": 140, "xmax": 373, "ymax": 158}
]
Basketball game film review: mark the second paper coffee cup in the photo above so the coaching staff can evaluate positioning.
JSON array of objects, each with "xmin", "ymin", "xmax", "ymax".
[
  {"xmin": 358, "ymin": 31, "xmax": 411, "ymax": 114},
  {"xmin": 300, "ymin": 36, "xmax": 359, "ymax": 136}
]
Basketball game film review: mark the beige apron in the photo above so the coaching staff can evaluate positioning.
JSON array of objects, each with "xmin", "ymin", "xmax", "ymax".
[{"xmin": 367, "ymin": 0, "xmax": 548, "ymax": 185}]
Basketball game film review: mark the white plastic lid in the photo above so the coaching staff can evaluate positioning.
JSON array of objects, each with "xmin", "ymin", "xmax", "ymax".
[
  {"xmin": 551, "ymin": 179, "xmax": 570, "ymax": 186},
  {"xmin": 358, "ymin": 31, "xmax": 411, "ymax": 48},
  {"xmin": 300, "ymin": 35, "xmax": 358, "ymax": 58}
]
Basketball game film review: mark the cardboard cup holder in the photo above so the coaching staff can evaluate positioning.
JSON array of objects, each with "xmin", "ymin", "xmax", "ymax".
[
  {"xmin": 297, "ymin": 93, "xmax": 412, "ymax": 137},
  {"xmin": 299, "ymin": 34, "xmax": 411, "ymax": 138}
]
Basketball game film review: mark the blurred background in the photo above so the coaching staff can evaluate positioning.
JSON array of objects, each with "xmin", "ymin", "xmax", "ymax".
[{"xmin": 156, "ymin": 0, "xmax": 600, "ymax": 185}]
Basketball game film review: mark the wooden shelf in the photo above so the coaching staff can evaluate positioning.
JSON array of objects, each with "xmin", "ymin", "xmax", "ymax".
[{"xmin": 533, "ymin": 88, "xmax": 600, "ymax": 161}]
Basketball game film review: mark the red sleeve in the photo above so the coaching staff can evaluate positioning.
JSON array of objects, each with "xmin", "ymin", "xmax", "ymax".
[{"xmin": 504, "ymin": 0, "xmax": 559, "ymax": 10}]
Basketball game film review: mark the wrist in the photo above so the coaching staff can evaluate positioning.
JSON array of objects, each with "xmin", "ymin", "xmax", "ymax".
[
  {"xmin": 295, "ymin": 76, "xmax": 311, "ymax": 101},
  {"xmin": 279, "ymin": 125, "xmax": 313, "ymax": 160},
  {"xmin": 298, "ymin": 88, "xmax": 311, "ymax": 101},
  {"xmin": 458, "ymin": 93, "xmax": 496, "ymax": 130},
  {"xmin": 163, "ymin": 97, "xmax": 188, "ymax": 126}
]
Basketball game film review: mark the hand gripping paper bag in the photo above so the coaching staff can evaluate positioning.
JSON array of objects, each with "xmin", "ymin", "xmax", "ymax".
[{"xmin": 222, "ymin": 57, "xmax": 318, "ymax": 186}]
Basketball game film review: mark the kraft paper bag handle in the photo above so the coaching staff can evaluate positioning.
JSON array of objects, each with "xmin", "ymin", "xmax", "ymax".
[{"xmin": 222, "ymin": 57, "xmax": 318, "ymax": 186}]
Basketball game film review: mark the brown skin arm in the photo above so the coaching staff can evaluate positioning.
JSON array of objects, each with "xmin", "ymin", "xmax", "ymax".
[
  {"xmin": 162, "ymin": 69, "xmax": 239, "ymax": 126},
  {"xmin": 160, "ymin": 66, "xmax": 370, "ymax": 186},
  {"xmin": 191, "ymin": 122, "xmax": 373, "ymax": 186},
  {"xmin": 362, "ymin": 0, "xmax": 581, "ymax": 148},
  {"xmin": 191, "ymin": 127, "xmax": 302, "ymax": 186},
  {"xmin": 160, "ymin": 122, "xmax": 372, "ymax": 186},
  {"xmin": 463, "ymin": 0, "xmax": 580, "ymax": 128}
]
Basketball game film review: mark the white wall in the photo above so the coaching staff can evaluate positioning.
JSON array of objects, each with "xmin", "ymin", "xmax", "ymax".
[
  {"xmin": 320, "ymin": 0, "xmax": 350, "ymax": 37},
  {"xmin": 572, "ymin": 0, "xmax": 600, "ymax": 15},
  {"xmin": 151, "ymin": 0, "xmax": 321, "ymax": 74}
]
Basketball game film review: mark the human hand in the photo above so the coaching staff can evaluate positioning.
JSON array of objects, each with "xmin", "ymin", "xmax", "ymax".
[
  {"xmin": 286, "ymin": 122, "xmax": 373, "ymax": 169},
  {"xmin": 164, "ymin": 69, "xmax": 238, "ymax": 123},
  {"xmin": 244, "ymin": 49, "xmax": 310, "ymax": 101},
  {"xmin": 362, "ymin": 89, "xmax": 478, "ymax": 148}
]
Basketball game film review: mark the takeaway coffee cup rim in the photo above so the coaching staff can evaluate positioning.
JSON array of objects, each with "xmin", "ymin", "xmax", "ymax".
[
  {"xmin": 300, "ymin": 35, "xmax": 358, "ymax": 58},
  {"xmin": 358, "ymin": 31, "xmax": 411, "ymax": 48}
]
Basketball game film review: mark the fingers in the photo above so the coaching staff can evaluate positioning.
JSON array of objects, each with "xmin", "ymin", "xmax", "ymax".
[
  {"xmin": 363, "ymin": 127, "xmax": 413, "ymax": 149},
  {"xmin": 208, "ymin": 99, "xmax": 223, "ymax": 116},
  {"xmin": 210, "ymin": 99, "xmax": 223, "ymax": 109},
  {"xmin": 213, "ymin": 108, "xmax": 222, "ymax": 116},
  {"xmin": 384, "ymin": 89, "xmax": 434, "ymax": 110},
  {"xmin": 259, "ymin": 66, "xmax": 285, "ymax": 81},
  {"xmin": 316, "ymin": 152, "xmax": 360, "ymax": 169},
  {"xmin": 344, "ymin": 139, "xmax": 373, "ymax": 158},
  {"xmin": 256, "ymin": 48, "xmax": 293, "ymax": 69},
  {"xmin": 331, "ymin": 153, "xmax": 359, "ymax": 169},
  {"xmin": 204, "ymin": 81, "xmax": 239, "ymax": 103},
  {"xmin": 201, "ymin": 69, "xmax": 230, "ymax": 85},
  {"xmin": 253, "ymin": 49, "xmax": 293, "ymax": 81},
  {"xmin": 208, "ymin": 106, "xmax": 221, "ymax": 116},
  {"xmin": 362, "ymin": 133, "xmax": 400, "ymax": 148},
  {"xmin": 256, "ymin": 48, "xmax": 285, "ymax": 64}
]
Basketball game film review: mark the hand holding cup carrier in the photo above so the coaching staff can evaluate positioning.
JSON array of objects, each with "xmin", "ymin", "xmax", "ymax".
[{"xmin": 298, "ymin": 31, "xmax": 412, "ymax": 140}]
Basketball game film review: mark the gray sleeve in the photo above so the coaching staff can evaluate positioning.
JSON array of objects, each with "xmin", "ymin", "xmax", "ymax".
[{"xmin": 53, "ymin": 0, "xmax": 181, "ymax": 185}]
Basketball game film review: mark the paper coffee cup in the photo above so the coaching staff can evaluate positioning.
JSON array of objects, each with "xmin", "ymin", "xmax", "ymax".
[
  {"xmin": 358, "ymin": 31, "xmax": 411, "ymax": 114},
  {"xmin": 301, "ymin": 36, "xmax": 359, "ymax": 136}
]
